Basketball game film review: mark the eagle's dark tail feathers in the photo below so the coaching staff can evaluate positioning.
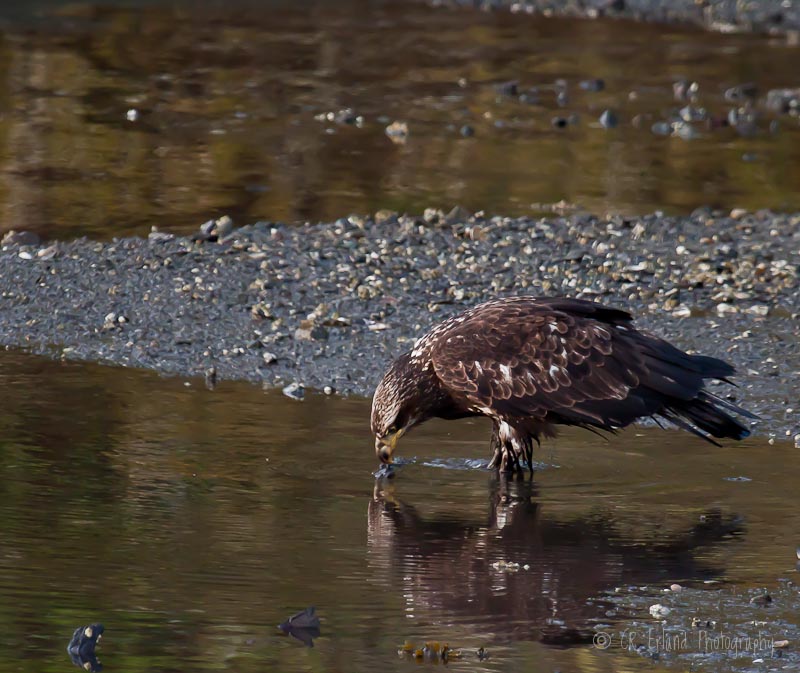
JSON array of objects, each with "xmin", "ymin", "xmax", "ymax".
[
  {"xmin": 654, "ymin": 353, "xmax": 756, "ymax": 445},
  {"xmin": 662, "ymin": 392, "xmax": 752, "ymax": 445}
]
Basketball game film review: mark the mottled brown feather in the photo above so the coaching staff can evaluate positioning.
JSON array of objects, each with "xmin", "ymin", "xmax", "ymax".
[
  {"xmin": 373, "ymin": 296, "xmax": 755, "ymax": 473},
  {"xmin": 426, "ymin": 298, "xmax": 644, "ymax": 428}
]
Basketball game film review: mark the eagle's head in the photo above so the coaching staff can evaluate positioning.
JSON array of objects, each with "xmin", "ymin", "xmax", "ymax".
[{"xmin": 371, "ymin": 351, "xmax": 427, "ymax": 464}]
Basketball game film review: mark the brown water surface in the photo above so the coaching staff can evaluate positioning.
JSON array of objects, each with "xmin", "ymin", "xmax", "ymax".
[
  {"xmin": 0, "ymin": 350, "xmax": 798, "ymax": 672},
  {"xmin": 1, "ymin": 1, "xmax": 799, "ymax": 240}
]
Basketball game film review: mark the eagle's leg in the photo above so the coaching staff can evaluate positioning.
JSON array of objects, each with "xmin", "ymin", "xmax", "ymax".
[
  {"xmin": 500, "ymin": 439, "xmax": 521, "ymax": 474},
  {"xmin": 524, "ymin": 437, "xmax": 533, "ymax": 473},
  {"xmin": 508, "ymin": 448, "xmax": 521, "ymax": 473},
  {"xmin": 489, "ymin": 422, "xmax": 528, "ymax": 473},
  {"xmin": 487, "ymin": 425, "xmax": 502, "ymax": 469}
]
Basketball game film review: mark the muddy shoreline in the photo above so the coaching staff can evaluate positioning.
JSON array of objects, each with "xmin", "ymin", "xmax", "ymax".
[
  {"xmin": 435, "ymin": 0, "xmax": 800, "ymax": 36},
  {"xmin": 1, "ymin": 209, "xmax": 798, "ymax": 439}
]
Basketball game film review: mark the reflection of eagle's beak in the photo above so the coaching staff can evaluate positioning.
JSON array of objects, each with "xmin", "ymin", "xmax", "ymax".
[{"xmin": 375, "ymin": 428, "xmax": 405, "ymax": 463}]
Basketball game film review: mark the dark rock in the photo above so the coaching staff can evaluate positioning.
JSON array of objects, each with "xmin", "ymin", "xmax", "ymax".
[
  {"xmin": 445, "ymin": 205, "xmax": 472, "ymax": 224},
  {"xmin": 728, "ymin": 105, "xmax": 758, "ymax": 136},
  {"xmin": 650, "ymin": 122, "xmax": 672, "ymax": 136},
  {"xmin": 749, "ymin": 592, "xmax": 772, "ymax": 606},
  {"xmin": 766, "ymin": 88, "xmax": 800, "ymax": 113},
  {"xmin": 374, "ymin": 209, "xmax": 399, "ymax": 225},
  {"xmin": 579, "ymin": 78, "xmax": 605, "ymax": 92},
  {"xmin": 673, "ymin": 80, "xmax": 698, "ymax": 101},
  {"xmin": 282, "ymin": 382, "xmax": 304, "ymax": 400},
  {"xmin": 672, "ymin": 121, "xmax": 699, "ymax": 140},
  {"xmin": 724, "ymin": 83, "xmax": 758, "ymax": 102},
  {"xmin": 495, "ymin": 80, "xmax": 519, "ymax": 96},
  {"xmin": 680, "ymin": 105, "xmax": 706, "ymax": 122},
  {"xmin": 598, "ymin": 109, "xmax": 618, "ymax": 128},
  {"xmin": 148, "ymin": 228, "xmax": 175, "ymax": 243},
  {"xmin": 460, "ymin": 124, "xmax": 475, "ymax": 137},
  {"xmin": 195, "ymin": 216, "xmax": 234, "ymax": 242},
  {"xmin": 67, "ymin": 624, "xmax": 104, "ymax": 672}
]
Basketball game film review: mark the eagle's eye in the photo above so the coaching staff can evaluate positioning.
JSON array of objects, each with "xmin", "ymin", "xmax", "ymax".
[{"xmin": 386, "ymin": 424, "xmax": 398, "ymax": 436}]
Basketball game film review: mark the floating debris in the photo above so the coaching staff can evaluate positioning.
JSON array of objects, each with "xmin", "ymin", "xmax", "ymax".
[
  {"xmin": 67, "ymin": 624, "xmax": 104, "ymax": 672},
  {"xmin": 278, "ymin": 607, "xmax": 321, "ymax": 647}
]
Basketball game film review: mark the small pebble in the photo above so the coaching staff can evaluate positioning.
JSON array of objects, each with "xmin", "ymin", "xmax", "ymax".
[
  {"xmin": 579, "ymin": 78, "xmax": 605, "ymax": 92},
  {"xmin": 649, "ymin": 603, "xmax": 671, "ymax": 617},
  {"xmin": 385, "ymin": 121, "xmax": 409, "ymax": 143},
  {"xmin": 282, "ymin": 382, "xmax": 304, "ymax": 401},
  {"xmin": 598, "ymin": 109, "xmax": 618, "ymax": 128},
  {"xmin": 749, "ymin": 592, "xmax": 772, "ymax": 606},
  {"xmin": 651, "ymin": 121, "xmax": 671, "ymax": 136}
]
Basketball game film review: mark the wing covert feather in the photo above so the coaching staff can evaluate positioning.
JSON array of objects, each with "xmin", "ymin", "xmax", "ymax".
[{"xmin": 428, "ymin": 300, "xmax": 646, "ymax": 425}]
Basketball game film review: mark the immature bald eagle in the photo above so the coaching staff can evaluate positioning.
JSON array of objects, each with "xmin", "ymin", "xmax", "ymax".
[{"xmin": 371, "ymin": 297, "xmax": 755, "ymax": 473}]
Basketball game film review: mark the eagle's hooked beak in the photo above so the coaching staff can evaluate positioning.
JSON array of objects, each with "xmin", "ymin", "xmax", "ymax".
[{"xmin": 375, "ymin": 428, "xmax": 405, "ymax": 464}]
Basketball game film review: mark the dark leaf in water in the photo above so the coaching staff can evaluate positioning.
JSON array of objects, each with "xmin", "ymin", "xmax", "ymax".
[
  {"xmin": 67, "ymin": 624, "xmax": 104, "ymax": 672},
  {"xmin": 278, "ymin": 607, "xmax": 321, "ymax": 647}
]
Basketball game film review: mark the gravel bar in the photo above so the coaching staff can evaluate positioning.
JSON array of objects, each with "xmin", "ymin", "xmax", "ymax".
[
  {"xmin": 1, "ymin": 208, "xmax": 798, "ymax": 441},
  {"xmin": 435, "ymin": 0, "xmax": 800, "ymax": 36}
]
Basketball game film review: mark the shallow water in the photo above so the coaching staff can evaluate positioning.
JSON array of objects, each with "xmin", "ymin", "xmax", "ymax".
[
  {"xmin": 1, "ymin": 1, "xmax": 800, "ymax": 240},
  {"xmin": 0, "ymin": 349, "xmax": 797, "ymax": 673}
]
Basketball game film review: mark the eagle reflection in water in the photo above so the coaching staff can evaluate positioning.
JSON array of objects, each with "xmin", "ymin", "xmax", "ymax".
[{"xmin": 367, "ymin": 475, "xmax": 742, "ymax": 646}]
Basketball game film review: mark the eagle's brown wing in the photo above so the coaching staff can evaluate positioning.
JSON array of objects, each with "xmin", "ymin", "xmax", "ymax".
[{"xmin": 428, "ymin": 297, "xmax": 741, "ymax": 434}]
